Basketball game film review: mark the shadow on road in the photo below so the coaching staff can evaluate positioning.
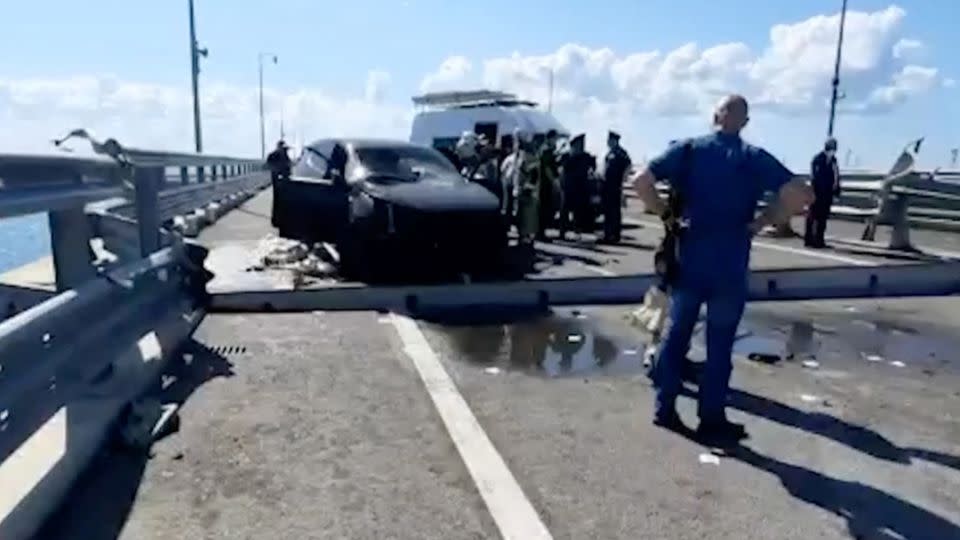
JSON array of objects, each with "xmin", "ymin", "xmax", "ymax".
[
  {"xmin": 676, "ymin": 381, "xmax": 960, "ymax": 472},
  {"xmin": 34, "ymin": 341, "xmax": 235, "ymax": 540},
  {"xmin": 729, "ymin": 444, "xmax": 960, "ymax": 540}
]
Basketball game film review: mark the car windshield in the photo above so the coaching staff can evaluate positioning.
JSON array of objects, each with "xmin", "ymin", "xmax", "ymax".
[{"xmin": 353, "ymin": 145, "xmax": 460, "ymax": 183}]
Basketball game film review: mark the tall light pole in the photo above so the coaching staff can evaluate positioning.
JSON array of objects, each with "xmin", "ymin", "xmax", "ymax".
[
  {"xmin": 827, "ymin": 0, "xmax": 848, "ymax": 138},
  {"xmin": 188, "ymin": 0, "xmax": 208, "ymax": 153},
  {"xmin": 259, "ymin": 52, "xmax": 278, "ymax": 159}
]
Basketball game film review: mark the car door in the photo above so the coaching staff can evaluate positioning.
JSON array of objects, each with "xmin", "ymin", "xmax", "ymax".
[{"xmin": 286, "ymin": 140, "xmax": 350, "ymax": 242}]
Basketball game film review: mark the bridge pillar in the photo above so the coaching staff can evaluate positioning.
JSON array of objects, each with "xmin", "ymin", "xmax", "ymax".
[
  {"xmin": 180, "ymin": 166, "xmax": 189, "ymax": 185},
  {"xmin": 211, "ymin": 165, "xmax": 218, "ymax": 181},
  {"xmin": 134, "ymin": 167, "xmax": 164, "ymax": 256},
  {"xmin": 197, "ymin": 166, "xmax": 205, "ymax": 183}
]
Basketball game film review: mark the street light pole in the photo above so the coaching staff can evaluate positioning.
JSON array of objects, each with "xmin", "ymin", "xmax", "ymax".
[
  {"xmin": 827, "ymin": 0, "xmax": 848, "ymax": 138},
  {"xmin": 259, "ymin": 53, "xmax": 278, "ymax": 160},
  {"xmin": 188, "ymin": 0, "xmax": 208, "ymax": 153}
]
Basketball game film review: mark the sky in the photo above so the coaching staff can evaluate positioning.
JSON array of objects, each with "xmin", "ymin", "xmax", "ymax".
[{"xmin": 1, "ymin": 0, "xmax": 957, "ymax": 171}]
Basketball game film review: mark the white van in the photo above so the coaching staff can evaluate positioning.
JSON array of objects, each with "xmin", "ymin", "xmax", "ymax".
[{"xmin": 409, "ymin": 90, "xmax": 569, "ymax": 151}]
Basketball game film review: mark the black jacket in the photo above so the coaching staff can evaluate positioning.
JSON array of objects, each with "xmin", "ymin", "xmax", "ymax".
[
  {"xmin": 267, "ymin": 148, "xmax": 292, "ymax": 175},
  {"xmin": 811, "ymin": 151, "xmax": 839, "ymax": 198},
  {"xmin": 604, "ymin": 146, "xmax": 632, "ymax": 192}
]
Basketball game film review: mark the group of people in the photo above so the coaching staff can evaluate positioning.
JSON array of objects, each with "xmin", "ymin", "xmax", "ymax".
[{"xmin": 450, "ymin": 128, "xmax": 633, "ymax": 252}]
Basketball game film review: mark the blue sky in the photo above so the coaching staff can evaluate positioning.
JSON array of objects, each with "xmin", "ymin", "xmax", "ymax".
[{"xmin": 1, "ymin": 0, "xmax": 957, "ymax": 169}]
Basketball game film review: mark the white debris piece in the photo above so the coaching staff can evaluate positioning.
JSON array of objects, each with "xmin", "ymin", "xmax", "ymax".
[
  {"xmin": 890, "ymin": 360, "xmax": 906, "ymax": 368},
  {"xmin": 802, "ymin": 359, "xmax": 820, "ymax": 369},
  {"xmin": 800, "ymin": 393, "xmax": 820, "ymax": 403},
  {"xmin": 257, "ymin": 235, "xmax": 309, "ymax": 266},
  {"xmin": 623, "ymin": 348, "xmax": 638, "ymax": 356},
  {"xmin": 484, "ymin": 366, "xmax": 501, "ymax": 375},
  {"xmin": 863, "ymin": 353, "xmax": 884, "ymax": 363},
  {"xmin": 698, "ymin": 453, "xmax": 721, "ymax": 466}
]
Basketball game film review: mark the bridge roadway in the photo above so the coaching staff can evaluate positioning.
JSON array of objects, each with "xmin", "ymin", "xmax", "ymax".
[{"xmin": 38, "ymin": 190, "xmax": 960, "ymax": 540}]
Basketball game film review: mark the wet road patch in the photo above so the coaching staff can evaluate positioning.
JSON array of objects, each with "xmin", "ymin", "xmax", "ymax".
[{"xmin": 426, "ymin": 309, "xmax": 651, "ymax": 379}]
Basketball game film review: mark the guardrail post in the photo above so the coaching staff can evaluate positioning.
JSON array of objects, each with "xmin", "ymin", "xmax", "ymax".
[
  {"xmin": 134, "ymin": 167, "xmax": 164, "ymax": 256},
  {"xmin": 197, "ymin": 166, "xmax": 205, "ymax": 184},
  {"xmin": 211, "ymin": 165, "xmax": 218, "ymax": 182},
  {"xmin": 48, "ymin": 176, "xmax": 96, "ymax": 291},
  {"xmin": 180, "ymin": 166, "xmax": 189, "ymax": 185},
  {"xmin": 887, "ymin": 194, "xmax": 914, "ymax": 251}
]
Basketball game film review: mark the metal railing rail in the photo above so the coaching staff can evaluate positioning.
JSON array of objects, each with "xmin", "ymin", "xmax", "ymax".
[{"xmin": 0, "ymin": 136, "xmax": 266, "ymax": 540}]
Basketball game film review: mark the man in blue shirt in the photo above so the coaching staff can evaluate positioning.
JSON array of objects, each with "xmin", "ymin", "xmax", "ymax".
[{"xmin": 631, "ymin": 94, "xmax": 812, "ymax": 443}]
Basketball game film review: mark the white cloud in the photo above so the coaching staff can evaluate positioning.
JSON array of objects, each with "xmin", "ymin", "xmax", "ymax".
[
  {"xmin": 420, "ymin": 4, "xmax": 935, "ymax": 118},
  {"xmin": 0, "ymin": 75, "xmax": 411, "ymax": 156},
  {"xmin": 892, "ymin": 38, "xmax": 925, "ymax": 60},
  {"xmin": 418, "ymin": 56, "xmax": 473, "ymax": 93},
  {"xmin": 365, "ymin": 70, "xmax": 391, "ymax": 102},
  {"xmin": 866, "ymin": 65, "xmax": 940, "ymax": 109}
]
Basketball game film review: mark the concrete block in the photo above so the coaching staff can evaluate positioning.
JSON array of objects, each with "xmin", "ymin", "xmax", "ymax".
[
  {"xmin": 204, "ymin": 203, "xmax": 221, "ymax": 224},
  {"xmin": 192, "ymin": 208, "xmax": 209, "ymax": 226}
]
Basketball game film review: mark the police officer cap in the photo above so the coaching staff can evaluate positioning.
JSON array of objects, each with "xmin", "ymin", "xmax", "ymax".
[
  {"xmin": 608, "ymin": 130, "xmax": 621, "ymax": 140},
  {"xmin": 825, "ymin": 138, "xmax": 838, "ymax": 150}
]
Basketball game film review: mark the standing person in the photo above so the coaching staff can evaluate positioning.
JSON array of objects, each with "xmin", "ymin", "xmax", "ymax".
[
  {"xmin": 805, "ymin": 138, "xmax": 840, "ymax": 248},
  {"xmin": 558, "ymin": 134, "xmax": 596, "ymax": 240},
  {"xmin": 630, "ymin": 94, "xmax": 812, "ymax": 443},
  {"xmin": 537, "ymin": 130, "xmax": 560, "ymax": 242},
  {"xmin": 602, "ymin": 131, "xmax": 632, "ymax": 244},
  {"xmin": 514, "ymin": 132, "xmax": 543, "ymax": 257},
  {"xmin": 266, "ymin": 140, "xmax": 292, "ymax": 228}
]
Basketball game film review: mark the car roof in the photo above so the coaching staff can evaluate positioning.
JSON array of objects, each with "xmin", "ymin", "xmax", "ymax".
[{"xmin": 306, "ymin": 138, "xmax": 433, "ymax": 151}]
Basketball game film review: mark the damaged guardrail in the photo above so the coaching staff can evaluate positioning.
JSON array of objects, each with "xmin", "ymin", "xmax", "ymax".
[{"xmin": 0, "ymin": 242, "xmax": 212, "ymax": 540}]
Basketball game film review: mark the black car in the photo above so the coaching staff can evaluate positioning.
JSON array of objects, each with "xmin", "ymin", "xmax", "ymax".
[{"xmin": 276, "ymin": 138, "xmax": 507, "ymax": 276}]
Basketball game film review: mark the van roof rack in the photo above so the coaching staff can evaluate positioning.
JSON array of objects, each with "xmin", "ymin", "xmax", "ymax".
[{"xmin": 412, "ymin": 90, "xmax": 539, "ymax": 109}]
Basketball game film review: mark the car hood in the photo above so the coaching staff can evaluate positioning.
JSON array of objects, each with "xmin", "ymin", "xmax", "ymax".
[{"xmin": 362, "ymin": 176, "xmax": 499, "ymax": 212}]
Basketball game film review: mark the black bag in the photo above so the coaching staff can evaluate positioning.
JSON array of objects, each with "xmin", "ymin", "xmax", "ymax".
[{"xmin": 653, "ymin": 142, "xmax": 694, "ymax": 286}]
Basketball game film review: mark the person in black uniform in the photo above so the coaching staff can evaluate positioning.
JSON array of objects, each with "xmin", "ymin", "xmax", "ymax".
[
  {"xmin": 558, "ymin": 134, "xmax": 596, "ymax": 240},
  {"xmin": 805, "ymin": 138, "xmax": 840, "ymax": 248},
  {"xmin": 601, "ymin": 131, "xmax": 632, "ymax": 244},
  {"xmin": 266, "ymin": 140, "xmax": 292, "ymax": 228}
]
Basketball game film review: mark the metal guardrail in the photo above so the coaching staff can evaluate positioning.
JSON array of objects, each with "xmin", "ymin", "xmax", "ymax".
[{"xmin": 0, "ymin": 140, "xmax": 265, "ymax": 540}]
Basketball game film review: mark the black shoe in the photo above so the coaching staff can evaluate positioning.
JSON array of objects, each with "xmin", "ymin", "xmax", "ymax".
[
  {"xmin": 696, "ymin": 419, "xmax": 748, "ymax": 445},
  {"xmin": 653, "ymin": 410, "xmax": 685, "ymax": 432}
]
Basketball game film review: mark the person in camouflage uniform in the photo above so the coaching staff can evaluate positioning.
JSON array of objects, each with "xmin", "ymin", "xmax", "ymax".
[
  {"xmin": 537, "ymin": 130, "xmax": 560, "ymax": 242},
  {"xmin": 513, "ymin": 132, "xmax": 542, "ymax": 251}
]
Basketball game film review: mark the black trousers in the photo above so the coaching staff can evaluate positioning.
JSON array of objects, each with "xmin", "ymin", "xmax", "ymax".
[
  {"xmin": 602, "ymin": 186, "xmax": 622, "ymax": 241},
  {"xmin": 804, "ymin": 196, "xmax": 833, "ymax": 247}
]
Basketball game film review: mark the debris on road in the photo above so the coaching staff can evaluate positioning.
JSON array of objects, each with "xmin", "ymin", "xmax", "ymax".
[
  {"xmin": 802, "ymin": 359, "xmax": 821, "ymax": 369},
  {"xmin": 258, "ymin": 235, "xmax": 309, "ymax": 266},
  {"xmin": 484, "ymin": 366, "xmax": 502, "ymax": 375},
  {"xmin": 890, "ymin": 360, "xmax": 906, "ymax": 368},
  {"xmin": 698, "ymin": 453, "xmax": 721, "ymax": 466},
  {"xmin": 863, "ymin": 353, "xmax": 884, "ymax": 363}
]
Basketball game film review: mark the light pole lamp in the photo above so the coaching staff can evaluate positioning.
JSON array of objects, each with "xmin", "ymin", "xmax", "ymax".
[
  {"xmin": 188, "ymin": 0, "xmax": 208, "ymax": 153},
  {"xmin": 827, "ymin": 0, "xmax": 848, "ymax": 138},
  {"xmin": 259, "ymin": 53, "xmax": 278, "ymax": 159}
]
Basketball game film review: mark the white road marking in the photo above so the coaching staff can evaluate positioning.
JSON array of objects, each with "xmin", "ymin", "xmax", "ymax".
[
  {"xmin": 625, "ymin": 217, "xmax": 878, "ymax": 267},
  {"xmin": 389, "ymin": 314, "xmax": 553, "ymax": 540}
]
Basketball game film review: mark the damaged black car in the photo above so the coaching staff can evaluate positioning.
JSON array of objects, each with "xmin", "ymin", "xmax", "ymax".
[{"xmin": 276, "ymin": 138, "xmax": 507, "ymax": 277}]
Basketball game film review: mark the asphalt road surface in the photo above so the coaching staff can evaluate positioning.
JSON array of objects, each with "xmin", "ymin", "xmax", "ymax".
[{"xmin": 38, "ymin": 189, "xmax": 960, "ymax": 540}]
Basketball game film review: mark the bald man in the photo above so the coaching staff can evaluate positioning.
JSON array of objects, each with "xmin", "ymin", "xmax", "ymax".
[{"xmin": 631, "ymin": 94, "xmax": 813, "ymax": 444}]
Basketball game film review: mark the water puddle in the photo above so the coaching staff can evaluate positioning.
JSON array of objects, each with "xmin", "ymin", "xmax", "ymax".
[
  {"xmin": 429, "ymin": 310, "xmax": 650, "ymax": 378},
  {"xmin": 738, "ymin": 312, "xmax": 958, "ymax": 374}
]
